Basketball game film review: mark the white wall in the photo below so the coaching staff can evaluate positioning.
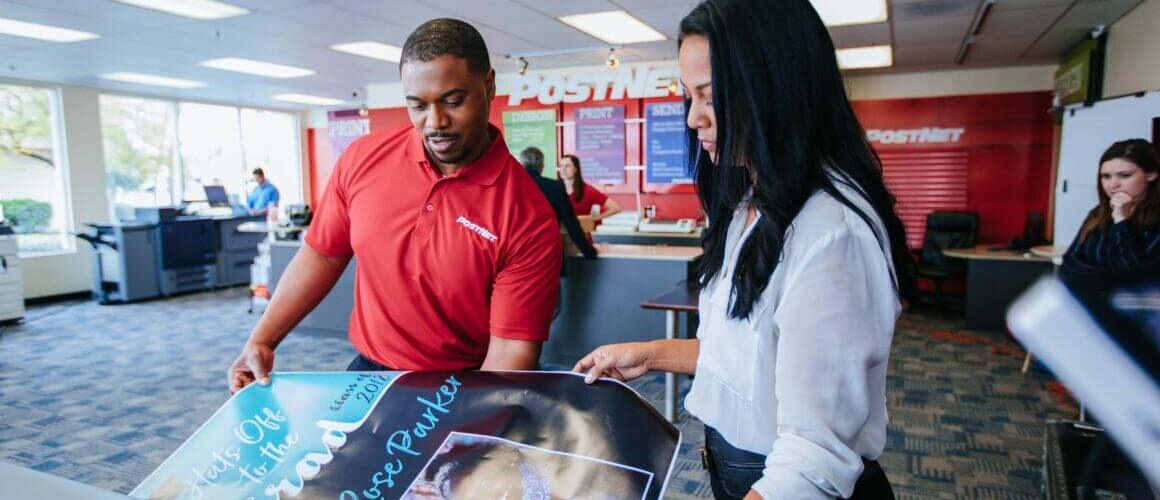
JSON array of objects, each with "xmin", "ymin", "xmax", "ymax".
[
  {"xmin": 1104, "ymin": 0, "xmax": 1160, "ymax": 97},
  {"xmin": 22, "ymin": 85, "xmax": 110, "ymax": 299},
  {"xmin": 844, "ymin": 65, "xmax": 1057, "ymax": 100}
]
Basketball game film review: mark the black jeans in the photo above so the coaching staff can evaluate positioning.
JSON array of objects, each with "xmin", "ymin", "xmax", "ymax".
[{"xmin": 703, "ymin": 425, "xmax": 895, "ymax": 500}]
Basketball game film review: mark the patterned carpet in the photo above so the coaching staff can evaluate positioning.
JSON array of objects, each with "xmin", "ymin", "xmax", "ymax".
[{"xmin": 0, "ymin": 287, "xmax": 1075, "ymax": 498}]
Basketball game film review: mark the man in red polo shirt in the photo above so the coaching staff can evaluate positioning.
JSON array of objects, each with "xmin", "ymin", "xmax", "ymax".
[{"xmin": 228, "ymin": 19, "xmax": 561, "ymax": 392}]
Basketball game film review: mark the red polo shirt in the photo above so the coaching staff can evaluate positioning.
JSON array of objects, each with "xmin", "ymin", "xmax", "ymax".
[
  {"xmin": 305, "ymin": 125, "xmax": 562, "ymax": 370},
  {"xmin": 569, "ymin": 183, "xmax": 610, "ymax": 217}
]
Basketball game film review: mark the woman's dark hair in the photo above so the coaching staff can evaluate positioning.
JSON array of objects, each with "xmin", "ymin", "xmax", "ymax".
[
  {"xmin": 1079, "ymin": 138, "xmax": 1160, "ymax": 241},
  {"xmin": 680, "ymin": 0, "xmax": 917, "ymax": 318},
  {"xmin": 562, "ymin": 154, "xmax": 586, "ymax": 202}
]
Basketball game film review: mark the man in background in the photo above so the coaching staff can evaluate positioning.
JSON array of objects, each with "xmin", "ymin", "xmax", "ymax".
[
  {"xmin": 518, "ymin": 147, "xmax": 597, "ymax": 261},
  {"xmin": 247, "ymin": 167, "xmax": 280, "ymax": 215}
]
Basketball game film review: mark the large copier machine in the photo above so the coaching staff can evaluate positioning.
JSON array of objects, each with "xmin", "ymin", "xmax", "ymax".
[{"xmin": 77, "ymin": 207, "xmax": 263, "ymax": 304}]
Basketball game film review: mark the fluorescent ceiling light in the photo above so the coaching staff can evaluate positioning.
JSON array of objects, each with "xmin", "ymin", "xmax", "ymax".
[
  {"xmin": 200, "ymin": 57, "xmax": 315, "ymax": 78},
  {"xmin": 331, "ymin": 41, "xmax": 403, "ymax": 63},
  {"xmin": 810, "ymin": 0, "xmax": 888, "ymax": 27},
  {"xmin": 836, "ymin": 45, "xmax": 893, "ymax": 70},
  {"xmin": 558, "ymin": 10, "xmax": 666, "ymax": 44},
  {"xmin": 273, "ymin": 94, "xmax": 345, "ymax": 106},
  {"xmin": 111, "ymin": 0, "xmax": 248, "ymax": 20},
  {"xmin": 101, "ymin": 72, "xmax": 205, "ymax": 88},
  {"xmin": 0, "ymin": 17, "xmax": 99, "ymax": 43}
]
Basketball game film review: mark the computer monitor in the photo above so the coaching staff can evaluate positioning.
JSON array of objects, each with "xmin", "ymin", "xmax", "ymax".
[
  {"xmin": 203, "ymin": 185, "xmax": 230, "ymax": 207},
  {"xmin": 1010, "ymin": 210, "xmax": 1046, "ymax": 251}
]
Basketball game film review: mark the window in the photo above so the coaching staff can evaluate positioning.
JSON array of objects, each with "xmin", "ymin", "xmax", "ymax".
[
  {"xmin": 178, "ymin": 102, "xmax": 243, "ymax": 203},
  {"xmin": 0, "ymin": 83, "xmax": 71, "ymax": 255},
  {"xmin": 100, "ymin": 95, "xmax": 300, "ymax": 215},
  {"xmin": 100, "ymin": 95, "xmax": 179, "ymax": 216},
  {"xmin": 240, "ymin": 109, "xmax": 301, "ymax": 206}
]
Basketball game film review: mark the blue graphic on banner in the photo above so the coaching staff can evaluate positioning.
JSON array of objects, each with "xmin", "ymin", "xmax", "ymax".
[
  {"xmin": 645, "ymin": 101, "xmax": 691, "ymax": 184},
  {"xmin": 574, "ymin": 105, "xmax": 627, "ymax": 184},
  {"xmin": 131, "ymin": 371, "xmax": 680, "ymax": 500},
  {"xmin": 132, "ymin": 372, "xmax": 398, "ymax": 500}
]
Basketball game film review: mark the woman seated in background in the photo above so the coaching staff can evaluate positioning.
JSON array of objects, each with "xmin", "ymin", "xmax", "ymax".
[
  {"xmin": 1062, "ymin": 138, "xmax": 1160, "ymax": 277},
  {"xmin": 559, "ymin": 154, "xmax": 621, "ymax": 221}
]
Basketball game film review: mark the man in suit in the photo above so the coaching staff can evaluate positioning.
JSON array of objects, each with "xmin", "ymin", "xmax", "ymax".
[{"xmin": 519, "ymin": 147, "xmax": 598, "ymax": 318}]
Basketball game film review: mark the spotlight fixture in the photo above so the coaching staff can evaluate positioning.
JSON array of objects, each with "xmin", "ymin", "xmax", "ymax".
[
  {"xmin": 606, "ymin": 48, "xmax": 619, "ymax": 69},
  {"xmin": 667, "ymin": 79, "xmax": 679, "ymax": 94},
  {"xmin": 518, "ymin": 57, "xmax": 529, "ymax": 76},
  {"xmin": 354, "ymin": 91, "xmax": 369, "ymax": 117}
]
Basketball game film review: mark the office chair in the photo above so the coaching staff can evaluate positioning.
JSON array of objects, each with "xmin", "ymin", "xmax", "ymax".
[{"xmin": 916, "ymin": 211, "xmax": 979, "ymax": 314}]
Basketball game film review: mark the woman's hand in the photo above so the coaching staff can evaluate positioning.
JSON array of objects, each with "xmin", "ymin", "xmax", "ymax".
[
  {"xmin": 1110, "ymin": 192, "xmax": 1134, "ymax": 223},
  {"xmin": 573, "ymin": 342, "xmax": 654, "ymax": 383}
]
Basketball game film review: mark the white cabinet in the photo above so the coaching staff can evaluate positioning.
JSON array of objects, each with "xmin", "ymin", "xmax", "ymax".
[{"xmin": 0, "ymin": 236, "xmax": 24, "ymax": 322}]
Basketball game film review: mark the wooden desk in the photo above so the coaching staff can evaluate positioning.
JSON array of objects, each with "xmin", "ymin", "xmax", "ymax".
[
  {"xmin": 943, "ymin": 245, "xmax": 1053, "ymax": 331},
  {"xmin": 641, "ymin": 281, "xmax": 700, "ymax": 422}
]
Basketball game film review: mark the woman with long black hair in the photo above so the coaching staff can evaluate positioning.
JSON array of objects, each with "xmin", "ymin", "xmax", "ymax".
[{"xmin": 574, "ymin": 0, "xmax": 916, "ymax": 498}]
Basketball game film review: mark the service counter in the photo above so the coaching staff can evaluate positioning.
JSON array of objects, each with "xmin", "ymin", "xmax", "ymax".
[{"xmin": 268, "ymin": 241, "xmax": 701, "ymax": 366}]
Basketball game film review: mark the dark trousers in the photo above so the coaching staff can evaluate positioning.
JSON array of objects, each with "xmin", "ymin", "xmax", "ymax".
[
  {"xmin": 346, "ymin": 354, "xmax": 397, "ymax": 371},
  {"xmin": 703, "ymin": 426, "xmax": 895, "ymax": 500},
  {"xmin": 346, "ymin": 354, "xmax": 483, "ymax": 372}
]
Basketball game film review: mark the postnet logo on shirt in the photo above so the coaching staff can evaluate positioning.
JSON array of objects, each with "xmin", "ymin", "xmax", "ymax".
[{"xmin": 455, "ymin": 215, "xmax": 498, "ymax": 243}]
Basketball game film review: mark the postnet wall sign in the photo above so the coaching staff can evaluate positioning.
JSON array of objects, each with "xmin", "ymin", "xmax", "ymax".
[
  {"xmin": 866, "ymin": 127, "xmax": 966, "ymax": 146},
  {"xmin": 508, "ymin": 66, "xmax": 680, "ymax": 106}
]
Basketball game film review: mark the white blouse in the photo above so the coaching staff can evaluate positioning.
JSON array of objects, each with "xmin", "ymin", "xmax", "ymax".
[{"xmin": 684, "ymin": 182, "xmax": 901, "ymax": 499}]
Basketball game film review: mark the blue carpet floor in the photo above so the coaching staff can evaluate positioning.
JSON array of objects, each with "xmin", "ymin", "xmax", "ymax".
[{"xmin": 0, "ymin": 287, "xmax": 1074, "ymax": 498}]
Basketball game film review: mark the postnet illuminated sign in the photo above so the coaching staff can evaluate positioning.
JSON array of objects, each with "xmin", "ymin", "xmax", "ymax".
[
  {"xmin": 508, "ymin": 67, "xmax": 680, "ymax": 106},
  {"xmin": 866, "ymin": 127, "xmax": 965, "ymax": 145}
]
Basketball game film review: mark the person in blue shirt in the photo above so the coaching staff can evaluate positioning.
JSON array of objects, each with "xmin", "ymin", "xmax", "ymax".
[{"xmin": 247, "ymin": 167, "xmax": 280, "ymax": 215}]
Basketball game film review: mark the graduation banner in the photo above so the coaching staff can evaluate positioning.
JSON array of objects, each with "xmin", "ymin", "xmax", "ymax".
[
  {"xmin": 644, "ymin": 101, "xmax": 691, "ymax": 185},
  {"xmin": 502, "ymin": 109, "xmax": 559, "ymax": 179},
  {"xmin": 131, "ymin": 371, "xmax": 680, "ymax": 500}
]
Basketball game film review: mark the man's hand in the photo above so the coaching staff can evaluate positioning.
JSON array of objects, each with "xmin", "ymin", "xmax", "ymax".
[
  {"xmin": 1110, "ymin": 192, "xmax": 1134, "ymax": 223},
  {"xmin": 228, "ymin": 342, "xmax": 276, "ymax": 394},
  {"xmin": 573, "ymin": 342, "xmax": 654, "ymax": 384}
]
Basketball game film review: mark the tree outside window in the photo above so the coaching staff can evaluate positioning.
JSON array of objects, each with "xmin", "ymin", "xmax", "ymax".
[{"xmin": 0, "ymin": 84, "xmax": 70, "ymax": 255}]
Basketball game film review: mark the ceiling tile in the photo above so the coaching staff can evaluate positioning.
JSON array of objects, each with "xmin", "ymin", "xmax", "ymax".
[
  {"xmin": 1023, "ymin": 29, "xmax": 1089, "ymax": 59},
  {"xmin": 418, "ymin": 0, "xmax": 551, "ymax": 27},
  {"xmin": 625, "ymin": 4, "xmax": 699, "ymax": 39},
  {"xmin": 509, "ymin": 0, "xmax": 621, "ymax": 17},
  {"xmin": 1051, "ymin": 0, "xmax": 1143, "ymax": 31},
  {"xmin": 828, "ymin": 22, "xmax": 892, "ymax": 49},
  {"xmin": 891, "ymin": 0, "xmax": 981, "ymax": 21},
  {"xmin": 966, "ymin": 35, "xmax": 1038, "ymax": 61},
  {"xmin": 978, "ymin": 6, "xmax": 1069, "ymax": 36},
  {"xmin": 893, "ymin": 15, "xmax": 973, "ymax": 44}
]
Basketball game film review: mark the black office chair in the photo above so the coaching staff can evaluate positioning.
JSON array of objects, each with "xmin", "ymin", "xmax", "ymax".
[{"xmin": 916, "ymin": 211, "xmax": 978, "ymax": 314}]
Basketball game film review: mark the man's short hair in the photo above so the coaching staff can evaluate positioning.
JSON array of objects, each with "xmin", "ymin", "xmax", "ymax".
[
  {"xmin": 252, "ymin": 168, "xmax": 265, "ymax": 177},
  {"xmin": 518, "ymin": 147, "xmax": 545, "ymax": 172},
  {"xmin": 401, "ymin": 18, "xmax": 491, "ymax": 75}
]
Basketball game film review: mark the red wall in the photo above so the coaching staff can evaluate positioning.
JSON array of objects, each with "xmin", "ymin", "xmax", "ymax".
[
  {"xmin": 306, "ymin": 91, "xmax": 1055, "ymax": 241},
  {"xmin": 852, "ymin": 92, "xmax": 1055, "ymax": 245}
]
